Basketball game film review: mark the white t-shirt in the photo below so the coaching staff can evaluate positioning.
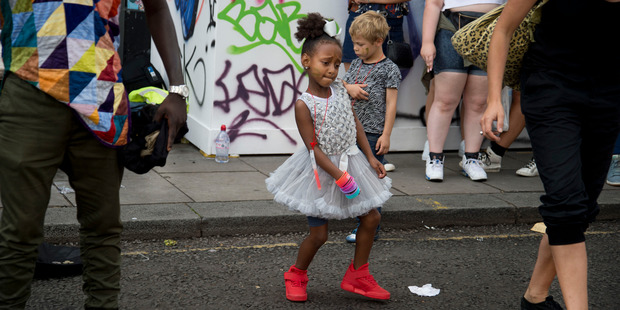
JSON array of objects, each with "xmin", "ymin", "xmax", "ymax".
[{"xmin": 443, "ymin": 0, "xmax": 505, "ymax": 11}]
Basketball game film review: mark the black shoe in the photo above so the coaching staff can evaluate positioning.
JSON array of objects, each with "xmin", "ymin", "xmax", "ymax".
[{"xmin": 521, "ymin": 296, "xmax": 563, "ymax": 310}]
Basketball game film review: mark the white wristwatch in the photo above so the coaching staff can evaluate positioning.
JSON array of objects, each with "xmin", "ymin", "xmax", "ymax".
[{"xmin": 169, "ymin": 85, "xmax": 189, "ymax": 100}]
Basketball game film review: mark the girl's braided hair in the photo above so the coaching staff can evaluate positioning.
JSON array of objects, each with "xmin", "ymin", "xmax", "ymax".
[{"xmin": 295, "ymin": 12, "xmax": 340, "ymax": 55}]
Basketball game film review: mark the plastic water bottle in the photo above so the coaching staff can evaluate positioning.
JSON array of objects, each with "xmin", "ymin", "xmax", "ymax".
[{"xmin": 214, "ymin": 125, "xmax": 230, "ymax": 163}]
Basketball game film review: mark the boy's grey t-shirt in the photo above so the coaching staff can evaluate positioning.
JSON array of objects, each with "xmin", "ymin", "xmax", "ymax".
[{"xmin": 343, "ymin": 57, "xmax": 401, "ymax": 135}]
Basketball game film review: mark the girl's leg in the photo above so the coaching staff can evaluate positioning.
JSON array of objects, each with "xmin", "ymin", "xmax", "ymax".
[
  {"xmin": 426, "ymin": 72, "xmax": 467, "ymax": 153},
  {"xmin": 295, "ymin": 223, "xmax": 328, "ymax": 270},
  {"xmin": 285, "ymin": 220, "xmax": 328, "ymax": 302},
  {"xmin": 460, "ymin": 74, "xmax": 488, "ymax": 154},
  {"xmin": 353, "ymin": 209, "xmax": 381, "ymax": 269},
  {"xmin": 524, "ymin": 234, "xmax": 557, "ymax": 303},
  {"xmin": 341, "ymin": 208, "xmax": 390, "ymax": 300}
]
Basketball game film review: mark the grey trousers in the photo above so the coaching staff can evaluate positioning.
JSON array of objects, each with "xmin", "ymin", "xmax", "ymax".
[{"xmin": 0, "ymin": 73, "xmax": 124, "ymax": 309}]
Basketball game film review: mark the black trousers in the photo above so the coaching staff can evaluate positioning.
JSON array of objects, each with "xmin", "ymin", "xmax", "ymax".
[{"xmin": 520, "ymin": 69, "xmax": 620, "ymax": 245}]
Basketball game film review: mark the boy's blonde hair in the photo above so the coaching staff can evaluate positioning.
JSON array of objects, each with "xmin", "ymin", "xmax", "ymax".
[{"xmin": 349, "ymin": 11, "xmax": 390, "ymax": 43}]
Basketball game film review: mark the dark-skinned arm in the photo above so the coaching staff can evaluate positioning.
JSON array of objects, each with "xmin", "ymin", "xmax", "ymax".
[
  {"xmin": 294, "ymin": 99, "xmax": 343, "ymax": 180},
  {"xmin": 142, "ymin": 0, "xmax": 187, "ymax": 151}
]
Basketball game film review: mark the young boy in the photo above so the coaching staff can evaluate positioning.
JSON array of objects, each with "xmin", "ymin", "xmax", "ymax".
[{"xmin": 343, "ymin": 11, "xmax": 401, "ymax": 242}]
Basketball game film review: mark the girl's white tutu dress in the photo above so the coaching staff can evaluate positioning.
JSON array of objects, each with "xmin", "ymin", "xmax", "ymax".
[{"xmin": 265, "ymin": 80, "xmax": 392, "ymax": 220}]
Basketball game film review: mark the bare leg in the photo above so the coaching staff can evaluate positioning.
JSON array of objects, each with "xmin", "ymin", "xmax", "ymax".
[
  {"xmin": 294, "ymin": 224, "xmax": 328, "ymax": 270},
  {"xmin": 524, "ymin": 234, "xmax": 588, "ymax": 310},
  {"xmin": 551, "ymin": 242, "xmax": 588, "ymax": 310},
  {"xmin": 353, "ymin": 209, "xmax": 381, "ymax": 269},
  {"xmin": 461, "ymin": 74, "xmax": 488, "ymax": 153},
  {"xmin": 524, "ymin": 234, "xmax": 557, "ymax": 303},
  {"xmin": 427, "ymin": 72, "xmax": 467, "ymax": 153}
]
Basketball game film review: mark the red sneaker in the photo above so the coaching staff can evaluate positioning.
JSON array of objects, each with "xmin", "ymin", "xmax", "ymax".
[
  {"xmin": 341, "ymin": 262, "xmax": 390, "ymax": 300},
  {"xmin": 284, "ymin": 265, "xmax": 308, "ymax": 302}
]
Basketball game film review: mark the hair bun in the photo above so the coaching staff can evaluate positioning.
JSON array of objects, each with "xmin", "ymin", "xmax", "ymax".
[{"xmin": 295, "ymin": 12, "xmax": 326, "ymax": 42}]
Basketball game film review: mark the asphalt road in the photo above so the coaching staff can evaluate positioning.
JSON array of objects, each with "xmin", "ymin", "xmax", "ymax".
[{"xmin": 26, "ymin": 221, "xmax": 619, "ymax": 309}]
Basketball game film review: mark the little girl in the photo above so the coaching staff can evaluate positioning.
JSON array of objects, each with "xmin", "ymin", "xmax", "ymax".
[{"xmin": 265, "ymin": 13, "xmax": 392, "ymax": 302}]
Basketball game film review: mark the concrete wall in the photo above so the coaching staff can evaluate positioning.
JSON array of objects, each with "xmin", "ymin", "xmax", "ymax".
[{"xmin": 152, "ymin": 0, "xmax": 528, "ymax": 155}]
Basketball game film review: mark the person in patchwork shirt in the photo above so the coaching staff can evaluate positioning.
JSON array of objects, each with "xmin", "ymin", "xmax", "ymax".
[{"xmin": 0, "ymin": 0, "xmax": 187, "ymax": 308}]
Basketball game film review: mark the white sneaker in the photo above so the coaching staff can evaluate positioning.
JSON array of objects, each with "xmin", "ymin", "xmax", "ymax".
[
  {"xmin": 479, "ymin": 146, "xmax": 502, "ymax": 172},
  {"xmin": 516, "ymin": 158, "xmax": 538, "ymax": 177},
  {"xmin": 458, "ymin": 140, "xmax": 465, "ymax": 158},
  {"xmin": 461, "ymin": 155, "xmax": 487, "ymax": 181},
  {"xmin": 425, "ymin": 157, "xmax": 444, "ymax": 182},
  {"xmin": 384, "ymin": 163, "xmax": 396, "ymax": 172},
  {"xmin": 421, "ymin": 140, "xmax": 429, "ymax": 161}
]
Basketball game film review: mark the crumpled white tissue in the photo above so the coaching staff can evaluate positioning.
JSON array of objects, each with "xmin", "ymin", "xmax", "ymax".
[{"xmin": 408, "ymin": 284, "xmax": 440, "ymax": 296}]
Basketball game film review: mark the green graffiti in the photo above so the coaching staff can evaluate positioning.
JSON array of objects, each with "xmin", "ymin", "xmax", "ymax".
[{"xmin": 218, "ymin": 0, "xmax": 306, "ymax": 72}]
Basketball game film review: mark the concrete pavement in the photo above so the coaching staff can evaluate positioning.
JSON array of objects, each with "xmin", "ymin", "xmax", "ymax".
[{"xmin": 1, "ymin": 143, "xmax": 618, "ymax": 243}]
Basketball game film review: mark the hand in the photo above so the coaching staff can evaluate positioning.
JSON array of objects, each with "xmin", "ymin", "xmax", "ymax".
[
  {"xmin": 420, "ymin": 43, "xmax": 436, "ymax": 72},
  {"xmin": 368, "ymin": 157, "xmax": 386, "ymax": 179},
  {"xmin": 375, "ymin": 135, "xmax": 390, "ymax": 155},
  {"xmin": 480, "ymin": 98, "xmax": 504, "ymax": 143},
  {"xmin": 344, "ymin": 83, "xmax": 369, "ymax": 101},
  {"xmin": 154, "ymin": 94, "xmax": 188, "ymax": 151}
]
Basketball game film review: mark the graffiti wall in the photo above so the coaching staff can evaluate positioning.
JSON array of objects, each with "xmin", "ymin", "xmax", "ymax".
[{"xmin": 152, "ymin": 0, "xmax": 527, "ymax": 155}]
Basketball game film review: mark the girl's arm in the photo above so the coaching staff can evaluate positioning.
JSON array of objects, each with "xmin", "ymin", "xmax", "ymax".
[
  {"xmin": 481, "ymin": 0, "xmax": 536, "ymax": 141},
  {"xmin": 376, "ymin": 88, "xmax": 398, "ymax": 155},
  {"xmin": 295, "ymin": 99, "xmax": 343, "ymax": 179},
  {"xmin": 353, "ymin": 108, "xmax": 387, "ymax": 179},
  {"xmin": 420, "ymin": 0, "xmax": 443, "ymax": 72}
]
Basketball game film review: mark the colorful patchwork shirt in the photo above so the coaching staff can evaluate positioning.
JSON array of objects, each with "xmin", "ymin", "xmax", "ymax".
[{"xmin": 0, "ymin": 0, "xmax": 129, "ymax": 147}]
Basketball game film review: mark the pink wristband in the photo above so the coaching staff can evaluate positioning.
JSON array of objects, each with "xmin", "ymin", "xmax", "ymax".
[{"xmin": 336, "ymin": 171, "xmax": 351, "ymax": 187}]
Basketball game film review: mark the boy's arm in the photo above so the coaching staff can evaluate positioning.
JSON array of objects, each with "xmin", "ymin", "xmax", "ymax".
[
  {"xmin": 376, "ymin": 88, "xmax": 397, "ymax": 155},
  {"xmin": 343, "ymin": 81, "xmax": 369, "ymax": 101},
  {"xmin": 354, "ymin": 107, "xmax": 386, "ymax": 179},
  {"xmin": 343, "ymin": 63, "xmax": 369, "ymax": 101}
]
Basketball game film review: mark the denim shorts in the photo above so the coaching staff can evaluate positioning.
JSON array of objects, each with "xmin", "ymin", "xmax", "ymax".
[
  {"xmin": 343, "ymin": 12, "xmax": 404, "ymax": 63},
  {"xmin": 433, "ymin": 11, "xmax": 486, "ymax": 76}
]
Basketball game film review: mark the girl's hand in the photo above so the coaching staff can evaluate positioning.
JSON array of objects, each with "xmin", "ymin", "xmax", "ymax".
[
  {"xmin": 420, "ymin": 43, "xmax": 436, "ymax": 72},
  {"xmin": 345, "ymin": 83, "xmax": 369, "ymax": 101},
  {"xmin": 375, "ymin": 135, "xmax": 390, "ymax": 155},
  {"xmin": 369, "ymin": 157, "xmax": 386, "ymax": 179}
]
